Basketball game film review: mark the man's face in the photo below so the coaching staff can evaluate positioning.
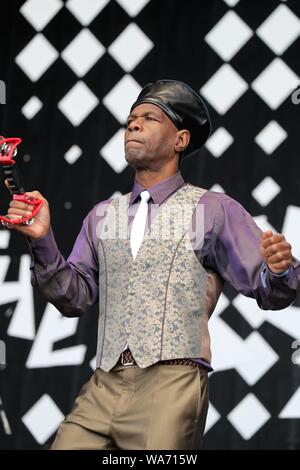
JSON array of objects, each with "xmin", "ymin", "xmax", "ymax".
[{"xmin": 124, "ymin": 103, "xmax": 180, "ymax": 169}]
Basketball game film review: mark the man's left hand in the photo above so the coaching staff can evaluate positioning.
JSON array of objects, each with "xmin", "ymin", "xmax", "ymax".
[{"xmin": 260, "ymin": 230, "xmax": 293, "ymax": 274}]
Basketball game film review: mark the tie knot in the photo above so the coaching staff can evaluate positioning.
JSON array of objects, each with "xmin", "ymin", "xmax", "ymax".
[{"xmin": 140, "ymin": 190, "xmax": 151, "ymax": 203}]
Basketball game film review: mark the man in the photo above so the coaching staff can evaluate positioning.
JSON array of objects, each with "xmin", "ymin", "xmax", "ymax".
[{"xmin": 7, "ymin": 80, "xmax": 299, "ymax": 450}]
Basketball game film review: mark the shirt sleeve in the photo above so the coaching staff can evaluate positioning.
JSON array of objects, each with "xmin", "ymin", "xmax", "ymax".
[
  {"xmin": 28, "ymin": 200, "xmax": 110, "ymax": 317},
  {"xmin": 200, "ymin": 193, "xmax": 299, "ymax": 310}
]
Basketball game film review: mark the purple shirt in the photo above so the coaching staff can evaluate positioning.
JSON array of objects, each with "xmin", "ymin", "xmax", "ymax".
[{"xmin": 28, "ymin": 171, "xmax": 300, "ymax": 369}]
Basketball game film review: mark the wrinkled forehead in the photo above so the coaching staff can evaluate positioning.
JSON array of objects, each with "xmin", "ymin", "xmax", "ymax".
[{"xmin": 128, "ymin": 102, "xmax": 166, "ymax": 119}]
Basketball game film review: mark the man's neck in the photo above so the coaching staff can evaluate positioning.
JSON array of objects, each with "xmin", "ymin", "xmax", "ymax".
[{"xmin": 135, "ymin": 167, "xmax": 179, "ymax": 189}]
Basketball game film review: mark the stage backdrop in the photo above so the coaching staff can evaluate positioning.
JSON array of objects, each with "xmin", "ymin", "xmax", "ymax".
[{"xmin": 0, "ymin": 0, "xmax": 300, "ymax": 450}]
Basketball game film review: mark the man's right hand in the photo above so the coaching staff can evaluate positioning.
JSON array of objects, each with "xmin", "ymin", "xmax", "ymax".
[{"xmin": 6, "ymin": 190, "xmax": 50, "ymax": 240}]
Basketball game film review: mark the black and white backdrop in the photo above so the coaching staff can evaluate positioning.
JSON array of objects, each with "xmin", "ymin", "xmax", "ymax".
[{"xmin": 0, "ymin": 0, "xmax": 300, "ymax": 450}]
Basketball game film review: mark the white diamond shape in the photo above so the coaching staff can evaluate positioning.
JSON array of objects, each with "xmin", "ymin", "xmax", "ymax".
[
  {"xmin": 251, "ymin": 58, "xmax": 299, "ymax": 110},
  {"xmin": 232, "ymin": 306, "xmax": 300, "ymax": 360},
  {"xmin": 282, "ymin": 205, "xmax": 300, "ymax": 260},
  {"xmin": 20, "ymin": 0, "xmax": 63, "ymax": 31},
  {"xmin": 62, "ymin": 29, "xmax": 105, "ymax": 77},
  {"xmin": 251, "ymin": 176, "xmax": 281, "ymax": 206},
  {"xmin": 90, "ymin": 355, "xmax": 97, "ymax": 370},
  {"xmin": 255, "ymin": 120, "xmax": 287, "ymax": 154},
  {"xmin": 205, "ymin": 11, "xmax": 253, "ymax": 61},
  {"xmin": 22, "ymin": 96, "xmax": 43, "ymax": 119},
  {"xmin": 279, "ymin": 387, "xmax": 300, "ymax": 419},
  {"xmin": 0, "ymin": 231, "xmax": 10, "ymax": 249},
  {"xmin": 108, "ymin": 23, "xmax": 153, "ymax": 73},
  {"xmin": 233, "ymin": 294, "xmax": 269, "ymax": 329},
  {"xmin": 235, "ymin": 332, "xmax": 279, "ymax": 386},
  {"xmin": 233, "ymin": 293, "xmax": 300, "ymax": 338},
  {"xmin": 204, "ymin": 403, "xmax": 221, "ymax": 434},
  {"xmin": 103, "ymin": 74, "xmax": 142, "ymax": 124},
  {"xmin": 253, "ymin": 215, "xmax": 276, "ymax": 234},
  {"xmin": 210, "ymin": 183, "xmax": 225, "ymax": 193},
  {"xmin": 111, "ymin": 190, "xmax": 122, "ymax": 198},
  {"xmin": 257, "ymin": 5, "xmax": 300, "ymax": 55},
  {"xmin": 22, "ymin": 395, "xmax": 64, "ymax": 445},
  {"xmin": 64, "ymin": 145, "xmax": 82, "ymax": 164},
  {"xmin": 101, "ymin": 128, "xmax": 127, "ymax": 173},
  {"xmin": 214, "ymin": 292, "xmax": 230, "ymax": 317},
  {"xmin": 201, "ymin": 64, "xmax": 248, "ymax": 115},
  {"xmin": 205, "ymin": 127, "xmax": 233, "ymax": 157},
  {"xmin": 227, "ymin": 394, "xmax": 271, "ymax": 440},
  {"xmin": 66, "ymin": 0, "xmax": 110, "ymax": 26},
  {"xmin": 15, "ymin": 34, "xmax": 59, "ymax": 82},
  {"xmin": 223, "ymin": 0, "xmax": 240, "ymax": 6},
  {"xmin": 58, "ymin": 81, "xmax": 99, "ymax": 126},
  {"xmin": 116, "ymin": 0, "xmax": 150, "ymax": 17}
]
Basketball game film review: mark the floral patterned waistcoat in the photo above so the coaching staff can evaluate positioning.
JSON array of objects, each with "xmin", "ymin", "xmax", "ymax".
[{"xmin": 96, "ymin": 183, "xmax": 209, "ymax": 371}]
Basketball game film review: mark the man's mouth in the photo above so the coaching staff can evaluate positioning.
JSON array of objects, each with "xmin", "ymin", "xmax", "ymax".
[{"xmin": 125, "ymin": 139, "xmax": 143, "ymax": 145}]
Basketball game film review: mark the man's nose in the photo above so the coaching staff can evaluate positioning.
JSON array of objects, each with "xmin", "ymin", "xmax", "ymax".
[{"xmin": 128, "ymin": 118, "xmax": 142, "ymax": 132}]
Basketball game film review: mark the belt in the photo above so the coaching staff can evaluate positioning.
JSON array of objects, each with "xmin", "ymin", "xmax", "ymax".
[{"xmin": 119, "ymin": 349, "xmax": 203, "ymax": 368}]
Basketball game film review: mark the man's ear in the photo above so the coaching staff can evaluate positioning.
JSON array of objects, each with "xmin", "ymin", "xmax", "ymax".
[{"xmin": 175, "ymin": 130, "xmax": 190, "ymax": 153}]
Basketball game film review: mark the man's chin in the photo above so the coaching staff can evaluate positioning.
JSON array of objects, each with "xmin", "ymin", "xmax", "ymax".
[{"xmin": 125, "ymin": 152, "xmax": 149, "ymax": 169}]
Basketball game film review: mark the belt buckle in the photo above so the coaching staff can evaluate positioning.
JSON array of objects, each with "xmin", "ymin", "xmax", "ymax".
[{"xmin": 120, "ymin": 351, "xmax": 135, "ymax": 367}]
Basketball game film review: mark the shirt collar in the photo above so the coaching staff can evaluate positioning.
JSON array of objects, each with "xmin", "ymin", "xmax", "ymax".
[{"xmin": 129, "ymin": 171, "xmax": 185, "ymax": 206}]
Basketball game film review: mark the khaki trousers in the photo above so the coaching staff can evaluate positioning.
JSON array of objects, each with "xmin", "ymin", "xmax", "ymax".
[{"xmin": 51, "ymin": 363, "xmax": 209, "ymax": 450}]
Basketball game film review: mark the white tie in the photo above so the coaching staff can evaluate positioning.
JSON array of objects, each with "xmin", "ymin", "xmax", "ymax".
[{"xmin": 130, "ymin": 190, "xmax": 151, "ymax": 259}]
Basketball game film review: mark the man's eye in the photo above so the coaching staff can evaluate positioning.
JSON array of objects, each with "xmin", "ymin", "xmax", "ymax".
[{"xmin": 145, "ymin": 116, "xmax": 155, "ymax": 121}]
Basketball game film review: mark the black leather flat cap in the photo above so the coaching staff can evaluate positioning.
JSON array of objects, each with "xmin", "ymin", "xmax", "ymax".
[{"xmin": 130, "ymin": 79, "xmax": 212, "ymax": 159}]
